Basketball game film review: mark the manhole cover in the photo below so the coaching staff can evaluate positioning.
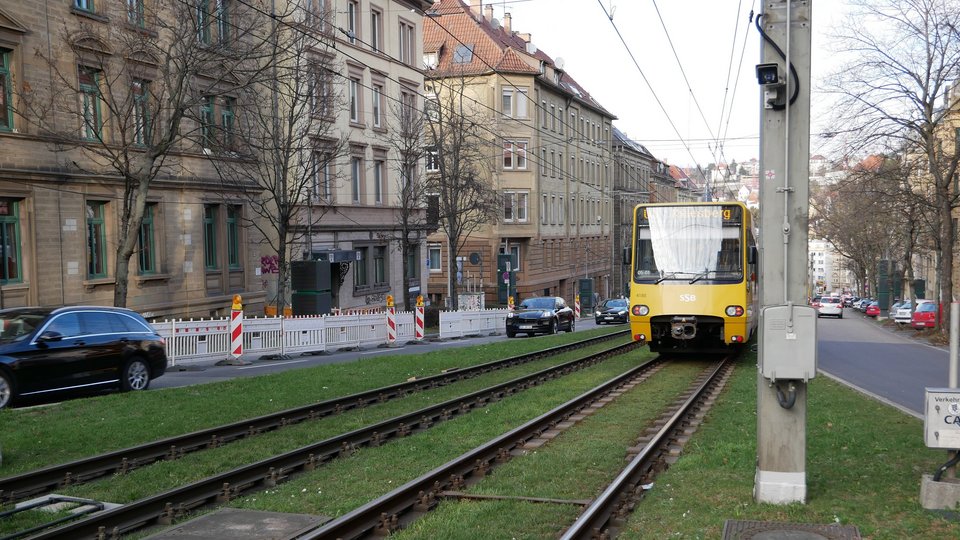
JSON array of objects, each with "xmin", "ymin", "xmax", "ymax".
[
  {"xmin": 723, "ymin": 520, "xmax": 861, "ymax": 540},
  {"xmin": 145, "ymin": 507, "xmax": 329, "ymax": 539}
]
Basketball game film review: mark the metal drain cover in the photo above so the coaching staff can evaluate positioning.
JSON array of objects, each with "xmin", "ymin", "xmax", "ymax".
[
  {"xmin": 145, "ymin": 507, "xmax": 329, "ymax": 539},
  {"xmin": 723, "ymin": 520, "xmax": 861, "ymax": 540}
]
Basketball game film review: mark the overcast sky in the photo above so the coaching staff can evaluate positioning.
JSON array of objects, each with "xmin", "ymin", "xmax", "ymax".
[{"xmin": 483, "ymin": 0, "xmax": 847, "ymax": 168}]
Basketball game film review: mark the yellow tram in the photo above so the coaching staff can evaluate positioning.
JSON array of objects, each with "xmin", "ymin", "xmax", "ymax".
[{"xmin": 627, "ymin": 202, "xmax": 758, "ymax": 353}]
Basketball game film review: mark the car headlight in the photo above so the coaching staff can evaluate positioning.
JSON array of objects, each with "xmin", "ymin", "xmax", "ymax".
[
  {"xmin": 595, "ymin": 311, "xmax": 601, "ymax": 316},
  {"xmin": 632, "ymin": 305, "xmax": 649, "ymax": 316},
  {"xmin": 617, "ymin": 310, "xmax": 627, "ymax": 315}
]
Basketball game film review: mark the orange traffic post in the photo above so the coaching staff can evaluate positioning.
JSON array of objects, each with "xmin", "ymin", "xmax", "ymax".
[
  {"xmin": 415, "ymin": 295, "xmax": 425, "ymax": 341},
  {"xmin": 386, "ymin": 294, "xmax": 397, "ymax": 346},
  {"xmin": 575, "ymin": 293, "xmax": 581, "ymax": 319},
  {"xmin": 217, "ymin": 295, "xmax": 251, "ymax": 366}
]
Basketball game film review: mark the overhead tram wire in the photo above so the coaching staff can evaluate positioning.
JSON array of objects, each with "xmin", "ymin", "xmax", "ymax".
[
  {"xmin": 719, "ymin": 3, "xmax": 757, "ymax": 160},
  {"xmin": 595, "ymin": 0, "xmax": 707, "ymax": 179}
]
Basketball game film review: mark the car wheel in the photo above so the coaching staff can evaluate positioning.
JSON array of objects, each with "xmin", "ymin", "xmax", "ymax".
[
  {"xmin": 0, "ymin": 371, "xmax": 13, "ymax": 409},
  {"xmin": 121, "ymin": 357, "xmax": 152, "ymax": 391},
  {"xmin": 507, "ymin": 330, "xmax": 516, "ymax": 338},
  {"xmin": 549, "ymin": 319, "xmax": 558, "ymax": 335},
  {"xmin": 568, "ymin": 318, "xmax": 576, "ymax": 332}
]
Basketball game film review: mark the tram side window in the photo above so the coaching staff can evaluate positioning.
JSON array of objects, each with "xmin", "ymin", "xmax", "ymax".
[
  {"xmin": 635, "ymin": 231, "xmax": 657, "ymax": 278},
  {"xmin": 716, "ymin": 238, "xmax": 742, "ymax": 274}
]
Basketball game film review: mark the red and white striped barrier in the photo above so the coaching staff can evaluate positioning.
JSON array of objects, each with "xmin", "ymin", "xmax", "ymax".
[
  {"xmin": 386, "ymin": 295, "xmax": 397, "ymax": 345},
  {"xmin": 575, "ymin": 294, "xmax": 581, "ymax": 319},
  {"xmin": 230, "ymin": 296, "xmax": 243, "ymax": 358},
  {"xmin": 415, "ymin": 298, "xmax": 425, "ymax": 341}
]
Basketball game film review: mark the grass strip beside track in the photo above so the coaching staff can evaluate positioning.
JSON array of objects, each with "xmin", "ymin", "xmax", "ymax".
[
  {"xmin": 621, "ymin": 348, "xmax": 960, "ymax": 539},
  {"xmin": 0, "ymin": 327, "xmax": 622, "ymax": 476}
]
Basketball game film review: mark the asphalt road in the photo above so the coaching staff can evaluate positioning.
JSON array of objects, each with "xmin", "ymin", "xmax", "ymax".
[{"xmin": 817, "ymin": 307, "xmax": 952, "ymax": 418}]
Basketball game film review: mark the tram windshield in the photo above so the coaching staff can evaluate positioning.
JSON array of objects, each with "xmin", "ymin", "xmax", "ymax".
[{"xmin": 634, "ymin": 205, "xmax": 743, "ymax": 283}]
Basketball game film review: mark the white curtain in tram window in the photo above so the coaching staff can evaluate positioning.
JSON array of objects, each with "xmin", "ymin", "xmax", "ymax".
[{"xmin": 647, "ymin": 207, "xmax": 722, "ymax": 274}]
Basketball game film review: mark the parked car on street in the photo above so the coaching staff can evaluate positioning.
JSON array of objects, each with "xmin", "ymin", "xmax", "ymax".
[
  {"xmin": 594, "ymin": 298, "xmax": 629, "ymax": 325},
  {"xmin": 865, "ymin": 301, "xmax": 880, "ymax": 317},
  {"xmin": 817, "ymin": 296, "xmax": 843, "ymax": 318},
  {"xmin": 894, "ymin": 301, "xmax": 914, "ymax": 324},
  {"xmin": 857, "ymin": 298, "xmax": 873, "ymax": 311},
  {"xmin": 0, "ymin": 306, "xmax": 168, "ymax": 409},
  {"xmin": 911, "ymin": 302, "xmax": 939, "ymax": 329},
  {"xmin": 506, "ymin": 297, "xmax": 575, "ymax": 338},
  {"xmin": 810, "ymin": 296, "xmax": 822, "ymax": 308}
]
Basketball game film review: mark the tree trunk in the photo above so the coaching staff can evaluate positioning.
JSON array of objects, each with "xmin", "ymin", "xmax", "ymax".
[
  {"xmin": 446, "ymin": 238, "xmax": 458, "ymax": 311},
  {"xmin": 940, "ymin": 195, "xmax": 954, "ymax": 335}
]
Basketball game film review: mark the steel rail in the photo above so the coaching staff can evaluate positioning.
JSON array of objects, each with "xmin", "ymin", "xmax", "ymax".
[
  {"xmin": 24, "ymin": 340, "xmax": 641, "ymax": 539},
  {"xmin": 560, "ymin": 358, "xmax": 732, "ymax": 540},
  {"xmin": 296, "ymin": 356, "xmax": 665, "ymax": 540},
  {"xmin": 0, "ymin": 331, "xmax": 626, "ymax": 504}
]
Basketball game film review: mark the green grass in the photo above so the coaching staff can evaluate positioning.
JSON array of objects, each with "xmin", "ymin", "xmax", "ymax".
[{"xmin": 0, "ymin": 327, "xmax": 623, "ymax": 475}]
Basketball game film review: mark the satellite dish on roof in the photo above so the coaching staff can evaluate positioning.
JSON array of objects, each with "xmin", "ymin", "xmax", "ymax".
[
  {"xmin": 491, "ymin": 17, "xmax": 500, "ymax": 29},
  {"xmin": 555, "ymin": 57, "xmax": 565, "ymax": 70}
]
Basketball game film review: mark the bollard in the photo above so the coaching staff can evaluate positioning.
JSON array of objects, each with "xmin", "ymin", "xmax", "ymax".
[
  {"xmin": 415, "ymin": 295, "xmax": 425, "ymax": 341},
  {"xmin": 386, "ymin": 295, "xmax": 397, "ymax": 346},
  {"xmin": 574, "ymin": 293, "xmax": 581, "ymax": 319}
]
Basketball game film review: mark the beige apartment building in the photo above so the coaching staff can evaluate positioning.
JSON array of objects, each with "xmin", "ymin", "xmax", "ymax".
[
  {"xmin": 0, "ymin": 0, "xmax": 431, "ymax": 317},
  {"xmin": 422, "ymin": 0, "xmax": 615, "ymax": 308}
]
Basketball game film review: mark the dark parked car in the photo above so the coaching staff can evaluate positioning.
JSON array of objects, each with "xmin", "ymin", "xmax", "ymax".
[
  {"xmin": 594, "ymin": 298, "xmax": 629, "ymax": 325},
  {"xmin": 506, "ymin": 297, "xmax": 575, "ymax": 338},
  {"xmin": 0, "ymin": 306, "xmax": 167, "ymax": 409}
]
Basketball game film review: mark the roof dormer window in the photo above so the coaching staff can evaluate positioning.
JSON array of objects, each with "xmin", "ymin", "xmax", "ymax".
[{"xmin": 453, "ymin": 44, "xmax": 474, "ymax": 64}]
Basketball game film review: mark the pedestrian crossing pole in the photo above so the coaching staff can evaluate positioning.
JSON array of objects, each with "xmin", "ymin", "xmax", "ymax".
[{"xmin": 756, "ymin": 0, "xmax": 813, "ymax": 504}]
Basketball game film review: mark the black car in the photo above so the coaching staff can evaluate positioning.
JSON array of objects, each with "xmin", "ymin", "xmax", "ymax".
[
  {"xmin": 0, "ymin": 306, "xmax": 168, "ymax": 409},
  {"xmin": 594, "ymin": 298, "xmax": 629, "ymax": 324},
  {"xmin": 506, "ymin": 297, "xmax": 576, "ymax": 337}
]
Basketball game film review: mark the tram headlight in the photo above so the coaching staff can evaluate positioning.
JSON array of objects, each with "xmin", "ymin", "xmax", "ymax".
[
  {"xmin": 632, "ymin": 305, "xmax": 649, "ymax": 316},
  {"xmin": 725, "ymin": 305, "xmax": 745, "ymax": 317}
]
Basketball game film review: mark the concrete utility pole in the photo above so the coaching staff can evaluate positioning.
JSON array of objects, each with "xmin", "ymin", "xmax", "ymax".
[{"xmin": 756, "ymin": 1, "xmax": 814, "ymax": 504}]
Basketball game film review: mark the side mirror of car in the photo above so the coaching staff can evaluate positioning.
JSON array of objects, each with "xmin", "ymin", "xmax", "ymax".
[{"xmin": 37, "ymin": 330, "xmax": 64, "ymax": 343}]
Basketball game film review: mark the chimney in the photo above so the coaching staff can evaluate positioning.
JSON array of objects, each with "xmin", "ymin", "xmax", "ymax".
[
  {"xmin": 470, "ymin": 0, "xmax": 482, "ymax": 18},
  {"xmin": 504, "ymin": 12, "xmax": 512, "ymax": 33},
  {"xmin": 484, "ymin": 4, "xmax": 493, "ymax": 21},
  {"xmin": 518, "ymin": 32, "xmax": 531, "ymax": 43}
]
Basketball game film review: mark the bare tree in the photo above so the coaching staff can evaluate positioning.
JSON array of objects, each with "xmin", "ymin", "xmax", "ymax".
[
  {"xmin": 377, "ymin": 95, "xmax": 433, "ymax": 312},
  {"xmin": 17, "ymin": 0, "xmax": 277, "ymax": 307},
  {"xmin": 822, "ymin": 0, "xmax": 960, "ymax": 315},
  {"xmin": 205, "ymin": 3, "xmax": 347, "ymax": 313},
  {"xmin": 423, "ymin": 76, "xmax": 499, "ymax": 311}
]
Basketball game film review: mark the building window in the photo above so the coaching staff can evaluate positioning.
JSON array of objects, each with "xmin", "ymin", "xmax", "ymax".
[
  {"xmin": 372, "ymin": 84, "xmax": 383, "ymax": 128},
  {"xmin": 351, "ymin": 156, "xmax": 362, "ymax": 203},
  {"xmin": 354, "ymin": 246, "xmax": 368, "ymax": 286},
  {"xmin": 197, "ymin": 0, "xmax": 211, "ymax": 44},
  {"xmin": 203, "ymin": 204, "xmax": 218, "ymax": 270},
  {"xmin": 138, "ymin": 203, "xmax": 157, "ymax": 275},
  {"xmin": 0, "ymin": 49, "xmax": 12, "ymax": 131},
  {"xmin": 453, "ymin": 44, "xmax": 473, "ymax": 64},
  {"xmin": 558, "ymin": 107, "xmax": 564, "ymax": 135},
  {"xmin": 216, "ymin": 0, "xmax": 230, "ymax": 44},
  {"xmin": 127, "ymin": 0, "xmax": 145, "ymax": 27},
  {"xmin": 423, "ymin": 52, "xmax": 438, "ymax": 69},
  {"xmin": 132, "ymin": 79, "xmax": 149, "ymax": 146},
  {"xmin": 0, "ymin": 199, "xmax": 22, "ymax": 284},
  {"xmin": 406, "ymin": 245, "xmax": 420, "ymax": 280},
  {"xmin": 503, "ymin": 191, "xmax": 528, "ymax": 223},
  {"xmin": 310, "ymin": 68, "xmax": 332, "ymax": 117},
  {"xmin": 550, "ymin": 104, "xmax": 556, "ymax": 131},
  {"xmin": 502, "ymin": 89, "xmax": 512, "ymax": 117},
  {"xmin": 399, "ymin": 21, "xmax": 416, "ymax": 65},
  {"xmin": 370, "ymin": 9, "xmax": 382, "ymax": 52},
  {"xmin": 347, "ymin": 1, "xmax": 358, "ymax": 44},
  {"xmin": 200, "ymin": 96, "xmax": 214, "ymax": 148},
  {"xmin": 79, "ymin": 67, "xmax": 102, "ymax": 141},
  {"xmin": 541, "ymin": 194, "xmax": 548, "ymax": 225},
  {"xmin": 75, "ymin": 0, "xmax": 95, "ymax": 13},
  {"xmin": 312, "ymin": 152, "xmax": 331, "ymax": 200},
  {"xmin": 227, "ymin": 205, "xmax": 240, "ymax": 268},
  {"xmin": 559, "ymin": 196, "xmax": 564, "ymax": 225},
  {"xmin": 373, "ymin": 159, "xmax": 384, "ymax": 204},
  {"xmin": 426, "ymin": 147, "xmax": 440, "ymax": 172},
  {"xmin": 428, "ymin": 244, "xmax": 441, "ymax": 272},
  {"xmin": 503, "ymin": 141, "xmax": 527, "ymax": 170},
  {"xmin": 220, "ymin": 97, "xmax": 234, "ymax": 149},
  {"xmin": 374, "ymin": 246, "xmax": 387, "ymax": 285},
  {"xmin": 501, "ymin": 88, "xmax": 527, "ymax": 119},
  {"xmin": 540, "ymin": 148, "xmax": 546, "ymax": 176},
  {"xmin": 349, "ymin": 78, "xmax": 360, "ymax": 123},
  {"xmin": 86, "ymin": 201, "xmax": 108, "ymax": 278}
]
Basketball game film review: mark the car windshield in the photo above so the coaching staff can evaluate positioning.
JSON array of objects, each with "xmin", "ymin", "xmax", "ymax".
[
  {"xmin": 823, "ymin": 298, "xmax": 840, "ymax": 304},
  {"xmin": 601, "ymin": 299, "xmax": 628, "ymax": 309},
  {"xmin": 0, "ymin": 311, "xmax": 47, "ymax": 344},
  {"xmin": 519, "ymin": 298, "xmax": 556, "ymax": 310}
]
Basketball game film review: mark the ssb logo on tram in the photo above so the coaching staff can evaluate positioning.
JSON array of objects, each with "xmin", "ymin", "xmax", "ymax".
[{"xmin": 679, "ymin": 294, "xmax": 697, "ymax": 303}]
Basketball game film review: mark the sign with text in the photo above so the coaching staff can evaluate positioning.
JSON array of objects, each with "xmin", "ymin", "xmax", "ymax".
[{"xmin": 924, "ymin": 388, "xmax": 960, "ymax": 449}]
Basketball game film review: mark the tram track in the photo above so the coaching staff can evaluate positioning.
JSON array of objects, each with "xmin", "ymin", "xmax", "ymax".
[
  {"xmin": 297, "ymin": 355, "xmax": 733, "ymax": 540},
  {"xmin": 0, "ymin": 331, "xmax": 626, "ymax": 506},
  {"xmin": 15, "ymin": 338, "xmax": 642, "ymax": 539}
]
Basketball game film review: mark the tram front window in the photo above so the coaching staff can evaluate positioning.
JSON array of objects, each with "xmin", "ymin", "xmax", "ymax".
[{"xmin": 634, "ymin": 206, "xmax": 743, "ymax": 283}]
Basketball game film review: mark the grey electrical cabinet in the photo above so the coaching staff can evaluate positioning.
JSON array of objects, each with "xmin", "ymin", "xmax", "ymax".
[{"xmin": 759, "ymin": 304, "xmax": 817, "ymax": 381}]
